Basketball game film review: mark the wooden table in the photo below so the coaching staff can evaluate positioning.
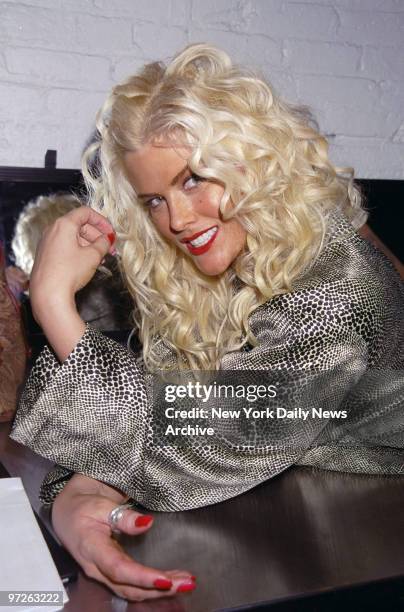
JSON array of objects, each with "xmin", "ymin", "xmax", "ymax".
[{"xmin": 1, "ymin": 422, "xmax": 404, "ymax": 611}]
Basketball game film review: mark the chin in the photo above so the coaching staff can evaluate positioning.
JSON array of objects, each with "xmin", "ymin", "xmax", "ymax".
[
  {"xmin": 199, "ymin": 268, "xmax": 225, "ymax": 277},
  {"xmin": 196, "ymin": 259, "xmax": 232, "ymax": 277}
]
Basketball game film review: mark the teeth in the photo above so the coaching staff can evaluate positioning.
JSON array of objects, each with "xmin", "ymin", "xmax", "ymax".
[{"xmin": 189, "ymin": 227, "xmax": 217, "ymax": 247}]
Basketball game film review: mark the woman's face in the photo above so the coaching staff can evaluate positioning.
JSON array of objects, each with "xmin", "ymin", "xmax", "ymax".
[{"xmin": 124, "ymin": 141, "xmax": 246, "ymax": 276}]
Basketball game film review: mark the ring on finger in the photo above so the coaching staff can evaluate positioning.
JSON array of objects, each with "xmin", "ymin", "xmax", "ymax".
[{"xmin": 107, "ymin": 502, "xmax": 134, "ymax": 534}]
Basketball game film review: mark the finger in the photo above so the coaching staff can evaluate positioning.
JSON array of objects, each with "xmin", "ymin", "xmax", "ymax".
[
  {"xmin": 91, "ymin": 537, "xmax": 193, "ymax": 591},
  {"xmin": 112, "ymin": 508, "xmax": 154, "ymax": 535},
  {"xmin": 79, "ymin": 223, "xmax": 103, "ymax": 245},
  {"xmin": 86, "ymin": 234, "xmax": 112, "ymax": 261},
  {"xmin": 91, "ymin": 564, "xmax": 196, "ymax": 602},
  {"xmin": 65, "ymin": 206, "xmax": 114, "ymax": 236},
  {"xmin": 84, "ymin": 563, "xmax": 181, "ymax": 602},
  {"xmin": 95, "ymin": 540, "xmax": 169, "ymax": 588},
  {"xmin": 105, "ymin": 578, "xmax": 196, "ymax": 601},
  {"xmin": 102, "ymin": 498, "xmax": 155, "ymax": 536},
  {"xmin": 79, "ymin": 223, "xmax": 116, "ymax": 255}
]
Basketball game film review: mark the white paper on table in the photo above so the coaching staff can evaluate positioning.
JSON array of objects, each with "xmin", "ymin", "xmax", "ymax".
[{"xmin": 0, "ymin": 478, "xmax": 68, "ymax": 612}]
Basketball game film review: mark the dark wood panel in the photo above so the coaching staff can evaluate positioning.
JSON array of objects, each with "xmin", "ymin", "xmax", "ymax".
[
  {"xmin": 357, "ymin": 179, "xmax": 404, "ymax": 263},
  {"xmin": 0, "ymin": 166, "xmax": 81, "ymax": 183}
]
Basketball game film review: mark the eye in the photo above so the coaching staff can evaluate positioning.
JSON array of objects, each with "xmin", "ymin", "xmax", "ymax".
[
  {"xmin": 183, "ymin": 173, "xmax": 204, "ymax": 190},
  {"xmin": 145, "ymin": 196, "xmax": 165, "ymax": 210}
]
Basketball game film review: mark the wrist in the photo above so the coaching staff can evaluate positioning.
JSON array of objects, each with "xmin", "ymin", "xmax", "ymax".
[
  {"xmin": 32, "ymin": 296, "xmax": 86, "ymax": 362},
  {"xmin": 31, "ymin": 289, "xmax": 76, "ymax": 326},
  {"xmin": 66, "ymin": 474, "xmax": 127, "ymax": 503}
]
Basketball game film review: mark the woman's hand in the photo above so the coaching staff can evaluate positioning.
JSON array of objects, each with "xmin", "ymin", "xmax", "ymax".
[
  {"xmin": 52, "ymin": 474, "xmax": 196, "ymax": 602},
  {"xmin": 30, "ymin": 206, "xmax": 116, "ymax": 361},
  {"xmin": 30, "ymin": 205, "xmax": 115, "ymax": 311}
]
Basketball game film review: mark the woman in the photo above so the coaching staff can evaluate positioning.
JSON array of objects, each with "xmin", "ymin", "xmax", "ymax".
[{"xmin": 11, "ymin": 44, "xmax": 404, "ymax": 600}]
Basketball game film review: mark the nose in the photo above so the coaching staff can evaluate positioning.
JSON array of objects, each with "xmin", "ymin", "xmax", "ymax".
[{"xmin": 168, "ymin": 194, "xmax": 196, "ymax": 233}]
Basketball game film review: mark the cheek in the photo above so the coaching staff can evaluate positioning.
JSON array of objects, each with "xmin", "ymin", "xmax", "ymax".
[
  {"xmin": 228, "ymin": 220, "xmax": 247, "ymax": 251},
  {"xmin": 150, "ymin": 211, "xmax": 170, "ymax": 238},
  {"xmin": 197, "ymin": 186, "xmax": 223, "ymax": 217}
]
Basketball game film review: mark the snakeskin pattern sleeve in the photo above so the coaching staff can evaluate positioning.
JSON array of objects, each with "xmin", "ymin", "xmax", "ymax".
[{"xmin": 10, "ymin": 215, "xmax": 404, "ymax": 510}]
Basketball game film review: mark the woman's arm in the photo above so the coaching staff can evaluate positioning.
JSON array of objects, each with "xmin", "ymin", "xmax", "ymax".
[
  {"xmin": 16, "ymin": 208, "xmax": 196, "ymax": 600},
  {"xmin": 29, "ymin": 206, "xmax": 114, "ymax": 361}
]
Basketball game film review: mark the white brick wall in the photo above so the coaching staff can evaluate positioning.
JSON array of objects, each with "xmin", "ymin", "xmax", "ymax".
[{"xmin": 0, "ymin": 0, "xmax": 403, "ymax": 178}]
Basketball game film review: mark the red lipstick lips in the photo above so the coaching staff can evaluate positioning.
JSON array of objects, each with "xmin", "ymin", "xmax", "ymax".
[{"xmin": 181, "ymin": 226, "xmax": 218, "ymax": 256}]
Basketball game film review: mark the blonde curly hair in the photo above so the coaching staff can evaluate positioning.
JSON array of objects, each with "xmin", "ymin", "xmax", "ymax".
[
  {"xmin": 83, "ymin": 43, "xmax": 366, "ymax": 371},
  {"xmin": 12, "ymin": 193, "xmax": 80, "ymax": 275}
]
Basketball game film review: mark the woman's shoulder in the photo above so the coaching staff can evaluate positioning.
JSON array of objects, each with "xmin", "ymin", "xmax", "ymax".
[
  {"xmin": 251, "ymin": 213, "xmax": 403, "ymax": 348},
  {"xmin": 293, "ymin": 212, "xmax": 397, "ymax": 290}
]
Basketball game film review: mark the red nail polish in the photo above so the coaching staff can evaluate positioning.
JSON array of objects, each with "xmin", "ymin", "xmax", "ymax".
[
  {"xmin": 135, "ymin": 514, "xmax": 153, "ymax": 527},
  {"xmin": 153, "ymin": 578, "xmax": 172, "ymax": 590},
  {"xmin": 176, "ymin": 582, "xmax": 196, "ymax": 593},
  {"xmin": 107, "ymin": 231, "xmax": 115, "ymax": 246}
]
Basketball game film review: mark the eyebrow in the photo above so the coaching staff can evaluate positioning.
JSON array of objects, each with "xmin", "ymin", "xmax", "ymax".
[{"xmin": 137, "ymin": 164, "xmax": 189, "ymax": 199}]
